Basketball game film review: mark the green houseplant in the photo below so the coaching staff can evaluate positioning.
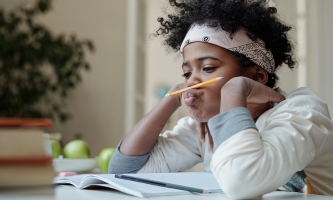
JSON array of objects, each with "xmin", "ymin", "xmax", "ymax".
[{"xmin": 0, "ymin": 0, "xmax": 94, "ymax": 123}]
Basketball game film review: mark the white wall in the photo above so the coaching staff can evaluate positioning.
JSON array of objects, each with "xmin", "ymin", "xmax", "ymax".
[
  {"xmin": 274, "ymin": 0, "xmax": 299, "ymax": 93},
  {"xmin": 145, "ymin": 0, "xmax": 187, "ymax": 130},
  {"xmin": 307, "ymin": 0, "xmax": 333, "ymax": 114},
  {"xmin": 271, "ymin": 0, "xmax": 333, "ymax": 115},
  {"xmin": 145, "ymin": 0, "xmax": 183, "ymax": 111},
  {"xmin": 0, "ymin": 0, "xmax": 127, "ymax": 156},
  {"xmin": 45, "ymin": 0, "xmax": 127, "ymax": 156}
]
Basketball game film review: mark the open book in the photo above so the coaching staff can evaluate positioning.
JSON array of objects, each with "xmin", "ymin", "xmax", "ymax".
[{"xmin": 53, "ymin": 172, "xmax": 223, "ymax": 198}]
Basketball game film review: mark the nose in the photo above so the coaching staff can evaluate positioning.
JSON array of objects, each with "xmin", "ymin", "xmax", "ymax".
[{"xmin": 185, "ymin": 74, "xmax": 202, "ymax": 88}]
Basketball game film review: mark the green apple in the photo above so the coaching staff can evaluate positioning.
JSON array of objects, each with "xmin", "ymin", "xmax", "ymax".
[
  {"xmin": 50, "ymin": 139, "xmax": 61, "ymax": 158},
  {"xmin": 63, "ymin": 140, "xmax": 91, "ymax": 158},
  {"xmin": 98, "ymin": 147, "xmax": 115, "ymax": 173}
]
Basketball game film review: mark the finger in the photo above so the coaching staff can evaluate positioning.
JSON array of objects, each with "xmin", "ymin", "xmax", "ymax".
[
  {"xmin": 176, "ymin": 96, "xmax": 181, "ymax": 107},
  {"xmin": 258, "ymin": 85, "xmax": 285, "ymax": 103},
  {"xmin": 259, "ymin": 84, "xmax": 285, "ymax": 103},
  {"xmin": 247, "ymin": 82, "xmax": 285, "ymax": 104},
  {"xmin": 178, "ymin": 93, "xmax": 183, "ymax": 107},
  {"xmin": 270, "ymin": 92, "xmax": 285, "ymax": 103}
]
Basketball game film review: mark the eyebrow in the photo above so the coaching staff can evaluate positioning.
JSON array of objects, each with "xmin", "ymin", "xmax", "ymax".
[{"xmin": 182, "ymin": 56, "xmax": 220, "ymax": 68}]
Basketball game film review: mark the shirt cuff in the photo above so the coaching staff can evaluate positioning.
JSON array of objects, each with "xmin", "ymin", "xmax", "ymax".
[
  {"xmin": 208, "ymin": 107, "xmax": 257, "ymax": 151},
  {"xmin": 108, "ymin": 140, "xmax": 150, "ymax": 174}
]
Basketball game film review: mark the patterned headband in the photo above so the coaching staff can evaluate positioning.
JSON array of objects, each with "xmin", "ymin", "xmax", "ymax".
[{"xmin": 180, "ymin": 23, "xmax": 275, "ymax": 73}]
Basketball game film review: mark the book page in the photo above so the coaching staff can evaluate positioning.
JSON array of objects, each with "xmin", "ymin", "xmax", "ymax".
[
  {"xmin": 54, "ymin": 174, "xmax": 94, "ymax": 188},
  {"xmin": 54, "ymin": 172, "xmax": 223, "ymax": 198},
  {"xmin": 92, "ymin": 172, "xmax": 222, "ymax": 197}
]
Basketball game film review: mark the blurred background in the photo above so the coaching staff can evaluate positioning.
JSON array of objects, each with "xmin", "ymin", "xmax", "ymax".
[{"xmin": 0, "ymin": 0, "xmax": 332, "ymax": 156}]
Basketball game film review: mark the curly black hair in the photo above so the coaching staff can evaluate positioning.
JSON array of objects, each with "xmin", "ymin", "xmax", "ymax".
[{"xmin": 155, "ymin": 0, "xmax": 297, "ymax": 88}]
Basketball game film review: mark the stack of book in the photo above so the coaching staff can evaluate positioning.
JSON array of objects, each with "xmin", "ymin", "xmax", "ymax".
[{"xmin": 0, "ymin": 118, "xmax": 55, "ymax": 188}]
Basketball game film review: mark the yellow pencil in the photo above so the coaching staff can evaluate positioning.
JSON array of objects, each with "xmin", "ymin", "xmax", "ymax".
[{"xmin": 165, "ymin": 77, "xmax": 223, "ymax": 98}]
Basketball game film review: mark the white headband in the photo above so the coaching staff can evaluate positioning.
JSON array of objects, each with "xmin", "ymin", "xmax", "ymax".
[{"xmin": 180, "ymin": 23, "xmax": 275, "ymax": 73}]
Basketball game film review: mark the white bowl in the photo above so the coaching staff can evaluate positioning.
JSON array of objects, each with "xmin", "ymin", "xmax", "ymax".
[{"xmin": 53, "ymin": 158, "xmax": 98, "ymax": 173}]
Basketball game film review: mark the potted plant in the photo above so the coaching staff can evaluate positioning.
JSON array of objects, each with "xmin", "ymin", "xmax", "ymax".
[{"xmin": 0, "ymin": 0, "xmax": 94, "ymax": 123}]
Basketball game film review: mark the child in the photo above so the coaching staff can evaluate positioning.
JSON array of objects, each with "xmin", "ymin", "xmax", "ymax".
[{"xmin": 109, "ymin": 0, "xmax": 333, "ymax": 198}]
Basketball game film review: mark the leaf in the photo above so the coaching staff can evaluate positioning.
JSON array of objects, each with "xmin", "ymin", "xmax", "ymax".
[{"xmin": 0, "ymin": 0, "xmax": 95, "ymax": 123}]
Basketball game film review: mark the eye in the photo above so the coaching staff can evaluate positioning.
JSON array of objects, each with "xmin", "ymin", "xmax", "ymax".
[
  {"xmin": 182, "ymin": 72, "xmax": 191, "ymax": 79},
  {"xmin": 203, "ymin": 66, "xmax": 217, "ymax": 73}
]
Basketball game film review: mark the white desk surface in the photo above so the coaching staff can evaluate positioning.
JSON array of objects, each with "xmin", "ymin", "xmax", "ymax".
[{"xmin": 1, "ymin": 185, "xmax": 333, "ymax": 200}]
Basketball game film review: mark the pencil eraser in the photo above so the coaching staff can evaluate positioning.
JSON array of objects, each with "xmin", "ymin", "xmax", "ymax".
[{"xmin": 58, "ymin": 172, "xmax": 77, "ymax": 177}]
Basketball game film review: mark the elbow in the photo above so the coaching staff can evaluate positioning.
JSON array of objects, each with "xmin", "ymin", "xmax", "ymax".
[
  {"xmin": 222, "ymin": 184, "xmax": 263, "ymax": 200},
  {"xmin": 108, "ymin": 166, "xmax": 140, "ymax": 174},
  {"xmin": 108, "ymin": 168, "xmax": 135, "ymax": 174},
  {"xmin": 214, "ymin": 168, "xmax": 266, "ymax": 199},
  {"xmin": 108, "ymin": 158, "xmax": 122, "ymax": 174},
  {"xmin": 222, "ymin": 184, "xmax": 242, "ymax": 199},
  {"xmin": 108, "ymin": 157, "xmax": 137, "ymax": 174},
  {"xmin": 108, "ymin": 152, "xmax": 145, "ymax": 174},
  {"xmin": 108, "ymin": 163, "xmax": 125, "ymax": 174},
  {"xmin": 217, "ymin": 171, "xmax": 277, "ymax": 199}
]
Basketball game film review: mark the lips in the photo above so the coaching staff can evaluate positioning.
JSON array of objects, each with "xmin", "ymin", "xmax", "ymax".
[{"xmin": 183, "ymin": 91, "xmax": 199, "ymax": 106}]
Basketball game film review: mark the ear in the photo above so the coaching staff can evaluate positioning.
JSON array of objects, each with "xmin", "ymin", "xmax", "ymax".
[{"xmin": 252, "ymin": 65, "xmax": 268, "ymax": 85}]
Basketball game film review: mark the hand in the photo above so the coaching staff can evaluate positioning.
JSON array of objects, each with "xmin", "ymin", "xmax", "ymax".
[
  {"xmin": 168, "ymin": 83, "xmax": 184, "ymax": 107},
  {"xmin": 220, "ymin": 77, "xmax": 285, "ymax": 120}
]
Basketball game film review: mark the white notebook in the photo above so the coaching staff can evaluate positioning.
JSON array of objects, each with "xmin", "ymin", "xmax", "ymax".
[{"xmin": 54, "ymin": 172, "xmax": 223, "ymax": 198}]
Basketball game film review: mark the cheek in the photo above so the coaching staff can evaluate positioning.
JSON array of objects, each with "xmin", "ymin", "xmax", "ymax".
[{"xmin": 219, "ymin": 67, "xmax": 247, "ymax": 82}]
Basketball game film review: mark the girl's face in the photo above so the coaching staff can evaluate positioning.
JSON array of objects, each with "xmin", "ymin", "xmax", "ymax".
[{"xmin": 182, "ymin": 42, "xmax": 254, "ymax": 122}]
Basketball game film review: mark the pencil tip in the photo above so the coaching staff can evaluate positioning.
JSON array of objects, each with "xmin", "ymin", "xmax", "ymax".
[
  {"xmin": 165, "ymin": 94, "xmax": 170, "ymax": 98},
  {"xmin": 217, "ymin": 77, "xmax": 223, "ymax": 80}
]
